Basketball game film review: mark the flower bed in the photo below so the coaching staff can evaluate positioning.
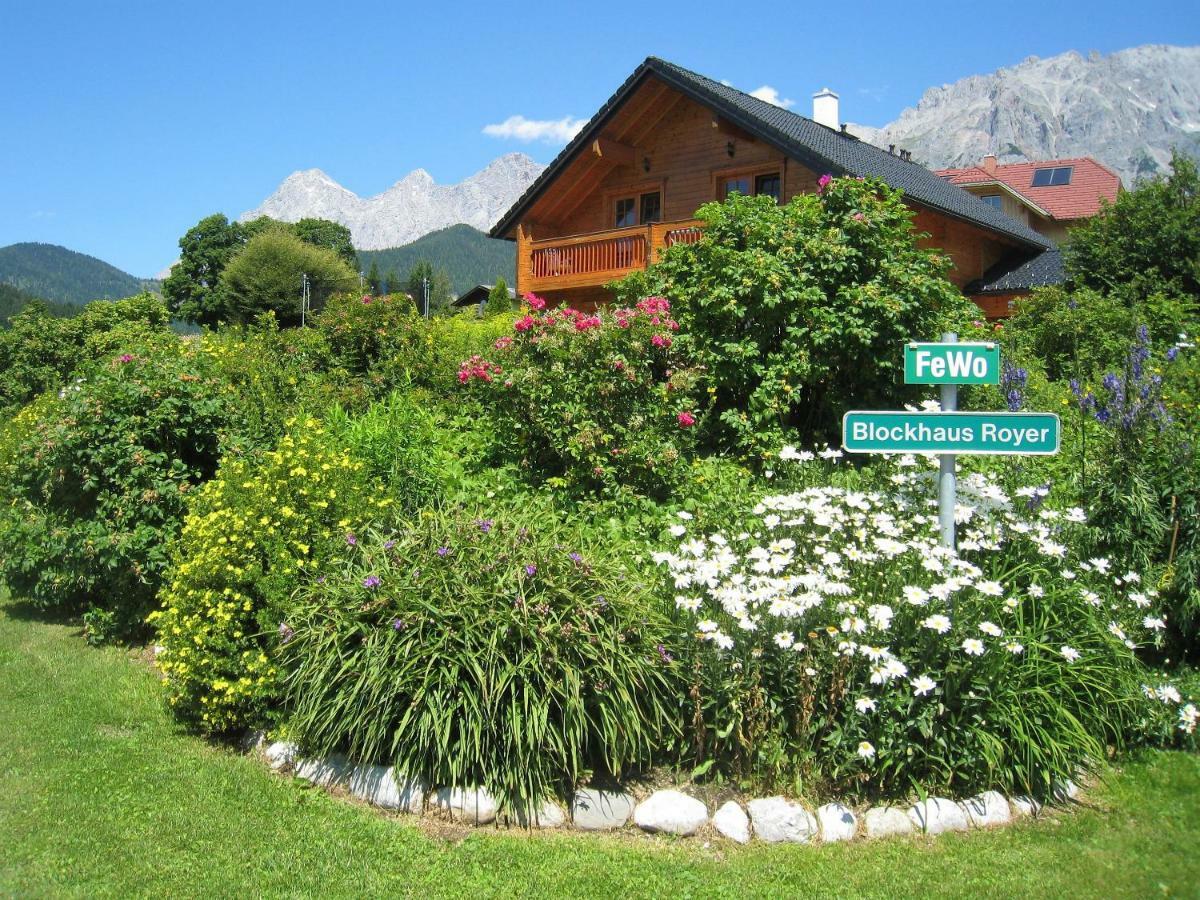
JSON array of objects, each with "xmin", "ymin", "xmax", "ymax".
[{"xmin": 653, "ymin": 450, "xmax": 1181, "ymax": 799}]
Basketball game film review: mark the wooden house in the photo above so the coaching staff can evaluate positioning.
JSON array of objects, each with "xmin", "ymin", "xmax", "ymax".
[{"xmin": 490, "ymin": 57, "xmax": 1059, "ymax": 318}]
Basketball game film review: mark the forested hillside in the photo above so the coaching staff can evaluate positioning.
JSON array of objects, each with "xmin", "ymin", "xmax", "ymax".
[
  {"xmin": 0, "ymin": 282, "xmax": 77, "ymax": 326},
  {"xmin": 357, "ymin": 225, "xmax": 514, "ymax": 296},
  {"xmin": 0, "ymin": 243, "xmax": 156, "ymax": 306}
]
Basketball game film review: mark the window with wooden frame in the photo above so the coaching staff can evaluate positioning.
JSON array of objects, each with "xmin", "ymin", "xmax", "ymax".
[
  {"xmin": 714, "ymin": 164, "xmax": 783, "ymax": 202},
  {"xmin": 607, "ymin": 182, "xmax": 665, "ymax": 228}
]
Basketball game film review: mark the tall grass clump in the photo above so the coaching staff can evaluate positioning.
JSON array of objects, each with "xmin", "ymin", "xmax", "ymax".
[{"xmin": 281, "ymin": 506, "xmax": 680, "ymax": 814}]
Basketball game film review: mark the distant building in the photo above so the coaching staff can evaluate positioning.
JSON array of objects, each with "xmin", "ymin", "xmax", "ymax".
[
  {"xmin": 935, "ymin": 156, "xmax": 1121, "ymax": 245},
  {"xmin": 451, "ymin": 283, "xmax": 517, "ymax": 313}
]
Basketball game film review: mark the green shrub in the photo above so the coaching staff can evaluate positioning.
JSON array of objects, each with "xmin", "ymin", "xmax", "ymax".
[
  {"xmin": 315, "ymin": 292, "xmax": 424, "ymax": 388},
  {"xmin": 0, "ymin": 293, "xmax": 170, "ymax": 417},
  {"xmin": 1066, "ymin": 329, "xmax": 1200, "ymax": 651},
  {"xmin": 484, "ymin": 279, "xmax": 514, "ymax": 318},
  {"xmin": 220, "ymin": 226, "xmax": 356, "ymax": 327},
  {"xmin": 199, "ymin": 316, "xmax": 366, "ymax": 450},
  {"xmin": 281, "ymin": 506, "xmax": 680, "ymax": 813},
  {"xmin": 0, "ymin": 330, "xmax": 227, "ymax": 635},
  {"xmin": 615, "ymin": 178, "xmax": 976, "ymax": 456},
  {"xmin": 459, "ymin": 296, "xmax": 704, "ymax": 499},
  {"xmin": 324, "ymin": 391, "xmax": 453, "ymax": 512},
  {"xmin": 1004, "ymin": 285, "xmax": 1187, "ymax": 381},
  {"xmin": 655, "ymin": 450, "xmax": 1158, "ymax": 799},
  {"xmin": 151, "ymin": 417, "xmax": 392, "ymax": 734}
]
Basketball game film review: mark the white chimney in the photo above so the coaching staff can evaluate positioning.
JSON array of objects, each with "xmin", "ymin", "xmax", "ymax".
[{"xmin": 812, "ymin": 88, "xmax": 839, "ymax": 130}]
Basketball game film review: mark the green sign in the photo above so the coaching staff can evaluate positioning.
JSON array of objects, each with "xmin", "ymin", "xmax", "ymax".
[
  {"xmin": 842, "ymin": 411, "xmax": 1060, "ymax": 455},
  {"xmin": 904, "ymin": 342, "xmax": 1000, "ymax": 385}
]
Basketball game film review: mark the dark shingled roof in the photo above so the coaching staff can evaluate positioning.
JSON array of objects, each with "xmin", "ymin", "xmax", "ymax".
[
  {"xmin": 968, "ymin": 248, "xmax": 1065, "ymax": 295},
  {"xmin": 451, "ymin": 283, "xmax": 516, "ymax": 308},
  {"xmin": 491, "ymin": 57, "xmax": 1054, "ymax": 252}
]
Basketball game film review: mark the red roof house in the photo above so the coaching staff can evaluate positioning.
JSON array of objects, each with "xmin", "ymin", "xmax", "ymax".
[{"xmin": 935, "ymin": 155, "xmax": 1121, "ymax": 244}]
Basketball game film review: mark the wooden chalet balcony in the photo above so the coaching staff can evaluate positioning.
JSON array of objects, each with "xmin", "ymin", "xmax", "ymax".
[{"xmin": 523, "ymin": 219, "xmax": 704, "ymax": 293}]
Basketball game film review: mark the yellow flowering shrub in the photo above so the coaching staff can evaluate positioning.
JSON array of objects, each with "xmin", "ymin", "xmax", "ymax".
[{"xmin": 150, "ymin": 417, "xmax": 392, "ymax": 734}]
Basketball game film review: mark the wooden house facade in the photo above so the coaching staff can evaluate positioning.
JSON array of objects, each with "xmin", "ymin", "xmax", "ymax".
[{"xmin": 491, "ymin": 58, "xmax": 1059, "ymax": 317}]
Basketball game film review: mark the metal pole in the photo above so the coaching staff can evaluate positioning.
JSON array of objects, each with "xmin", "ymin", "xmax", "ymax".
[{"xmin": 939, "ymin": 331, "xmax": 957, "ymax": 549}]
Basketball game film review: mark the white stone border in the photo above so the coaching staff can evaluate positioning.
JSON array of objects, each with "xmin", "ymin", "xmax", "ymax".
[{"xmin": 262, "ymin": 740, "xmax": 1080, "ymax": 843}]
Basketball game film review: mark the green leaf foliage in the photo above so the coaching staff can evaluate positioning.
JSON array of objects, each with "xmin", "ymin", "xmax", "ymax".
[
  {"xmin": 0, "ymin": 328, "xmax": 229, "ymax": 635},
  {"xmin": 219, "ymin": 226, "xmax": 357, "ymax": 327},
  {"xmin": 281, "ymin": 507, "xmax": 680, "ymax": 814},
  {"xmin": 0, "ymin": 293, "xmax": 170, "ymax": 417},
  {"xmin": 614, "ymin": 177, "xmax": 976, "ymax": 456}
]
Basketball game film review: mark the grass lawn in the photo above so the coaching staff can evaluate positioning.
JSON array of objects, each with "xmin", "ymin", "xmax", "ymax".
[{"xmin": 2, "ymin": 592, "xmax": 1198, "ymax": 899}]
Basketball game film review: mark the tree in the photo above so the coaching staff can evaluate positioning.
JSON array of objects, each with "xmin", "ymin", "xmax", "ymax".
[
  {"xmin": 367, "ymin": 261, "xmax": 381, "ymax": 295},
  {"xmin": 405, "ymin": 260, "xmax": 452, "ymax": 315},
  {"xmin": 163, "ymin": 214, "xmax": 245, "ymax": 326},
  {"xmin": 292, "ymin": 218, "xmax": 357, "ymax": 269},
  {"xmin": 384, "ymin": 270, "xmax": 401, "ymax": 296},
  {"xmin": 219, "ymin": 226, "xmax": 357, "ymax": 327},
  {"xmin": 614, "ymin": 178, "xmax": 975, "ymax": 454},
  {"xmin": 166, "ymin": 214, "xmax": 356, "ymax": 326},
  {"xmin": 483, "ymin": 278, "xmax": 513, "ymax": 318},
  {"xmin": 1065, "ymin": 151, "xmax": 1200, "ymax": 308}
]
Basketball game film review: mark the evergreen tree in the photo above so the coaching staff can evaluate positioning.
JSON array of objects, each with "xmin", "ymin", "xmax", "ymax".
[
  {"xmin": 484, "ymin": 278, "xmax": 514, "ymax": 318},
  {"xmin": 367, "ymin": 261, "xmax": 381, "ymax": 295}
]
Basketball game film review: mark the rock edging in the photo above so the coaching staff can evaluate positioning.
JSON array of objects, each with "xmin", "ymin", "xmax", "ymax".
[{"xmin": 262, "ymin": 741, "xmax": 1080, "ymax": 845}]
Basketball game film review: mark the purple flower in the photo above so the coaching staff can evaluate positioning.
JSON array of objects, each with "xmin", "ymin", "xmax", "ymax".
[
  {"xmin": 391, "ymin": 618, "xmax": 406, "ymax": 631},
  {"xmin": 656, "ymin": 643, "xmax": 674, "ymax": 664},
  {"xmin": 345, "ymin": 533, "xmax": 357, "ymax": 546},
  {"xmin": 476, "ymin": 518, "xmax": 494, "ymax": 534},
  {"xmin": 363, "ymin": 575, "xmax": 381, "ymax": 590},
  {"xmin": 525, "ymin": 564, "xmax": 537, "ymax": 576},
  {"xmin": 1167, "ymin": 347, "xmax": 1179, "ymax": 362},
  {"xmin": 316, "ymin": 576, "xmax": 326, "ymax": 585},
  {"xmin": 118, "ymin": 354, "xmax": 134, "ymax": 364},
  {"xmin": 569, "ymin": 552, "xmax": 583, "ymax": 563},
  {"xmin": 437, "ymin": 546, "xmax": 450, "ymax": 557},
  {"xmin": 384, "ymin": 539, "xmax": 396, "ymax": 550},
  {"xmin": 278, "ymin": 622, "xmax": 294, "ymax": 644}
]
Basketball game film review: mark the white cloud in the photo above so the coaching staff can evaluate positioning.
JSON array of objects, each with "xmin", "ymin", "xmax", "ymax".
[
  {"xmin": 482, "ymin": 114, "xmax": 588, "ymax": 144},
  {"xmin": 749, "ymin": 85, "xmax": 795, "ymax": 109}
]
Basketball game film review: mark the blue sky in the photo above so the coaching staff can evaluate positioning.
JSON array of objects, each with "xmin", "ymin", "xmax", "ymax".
[{"xmin": 1, "ymin": 0, "xmax": 1197, "ymax": 276}]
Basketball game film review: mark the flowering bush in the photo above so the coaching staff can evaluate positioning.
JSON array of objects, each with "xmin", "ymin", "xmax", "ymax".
[
  {"xmin": 150, "ymin": 418, "xmax": 392, "ymax": 734},
  {"xmin": 0, "ymin": 292, "xmax": 170, "ymax": 417},
  {"xmin": 315, "ymin": 292, "xmax": 427, "ymax": 392},
  {"xmin": 654, "ymin": 450, "xmax": 1163, "ymax": 799},
  {"xmin": 281, "ymin": 506, "xmax": 680, "ymax": 813},
  {"xmin": 614, "ymin": 179, "xmax": 976, "ymax": 456},
  {"xmin": 0, "ymin": 330, "xmax": 228, "ymax": 637},
  {"xmin": 199, "ymin": 317, "xmax": 366, "ymax": 451},
  {"xmin": 1069, "ymin": 328, "xmax": 1200, "ymax": 649},
  {"xmin": 459, "ymin": 295, "xmax": 704, "ymax": 498}
]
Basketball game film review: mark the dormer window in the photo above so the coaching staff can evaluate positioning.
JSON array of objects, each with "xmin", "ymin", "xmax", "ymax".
[
  {"xmin": 1031, "ymin": 166, "xmax": 1073, "ymax": 187},
  {"xmin": 981, "ymin": 194, "xmax": 1002, "ymax": 209}
]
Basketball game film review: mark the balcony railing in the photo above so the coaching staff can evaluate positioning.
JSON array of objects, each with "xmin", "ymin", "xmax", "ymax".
[{"xmin": 524, "ymin": 219, "xmax": 704, "ymax": 292}]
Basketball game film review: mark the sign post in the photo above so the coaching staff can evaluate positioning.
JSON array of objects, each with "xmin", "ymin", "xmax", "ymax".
[
  {"xmin": 843, "ymin": 335, "xmax": 1059, "ymax": 550},
  {"xmin": 938, "ymin": 332, "xmax": 958, "ymax": 549}
]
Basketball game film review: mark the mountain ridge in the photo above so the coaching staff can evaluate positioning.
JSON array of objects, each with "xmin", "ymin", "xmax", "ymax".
[
  {"xmin": 0, "ymin": 243, "xmax": 156, "ymax": 306},
  {"xmin": 241, "ymin": 153, "xmax": 544, "ymax": 251},
  {"xmin": 847, "ymin": 44, "xmax": 1200, "ymax": 185}
]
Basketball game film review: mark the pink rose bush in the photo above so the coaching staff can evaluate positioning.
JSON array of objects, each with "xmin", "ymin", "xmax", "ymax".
[{"xmin": 460, "ymin": 295, "xmax": 705, "ymax": 498}]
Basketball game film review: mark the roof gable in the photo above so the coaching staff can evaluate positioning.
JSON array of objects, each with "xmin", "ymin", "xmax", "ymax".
[{"xmin": 491, "ymin": 57, "xmax": 1052, "ymax": 251}]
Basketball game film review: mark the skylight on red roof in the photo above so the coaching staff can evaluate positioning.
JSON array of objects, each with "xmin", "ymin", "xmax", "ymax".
[{"xmin": 1031, "ymin": 166, "xmax": 1073, "ymax": 187}]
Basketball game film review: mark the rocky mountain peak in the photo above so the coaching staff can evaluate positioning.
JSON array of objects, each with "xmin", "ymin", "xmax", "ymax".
[
  {"xmin": 241, "ymin": 154, "xmax": 543, "ymax": 251},
  {"xmin": 848, "ymin": 44, "xmax": 1200, "ymax": 185}
]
